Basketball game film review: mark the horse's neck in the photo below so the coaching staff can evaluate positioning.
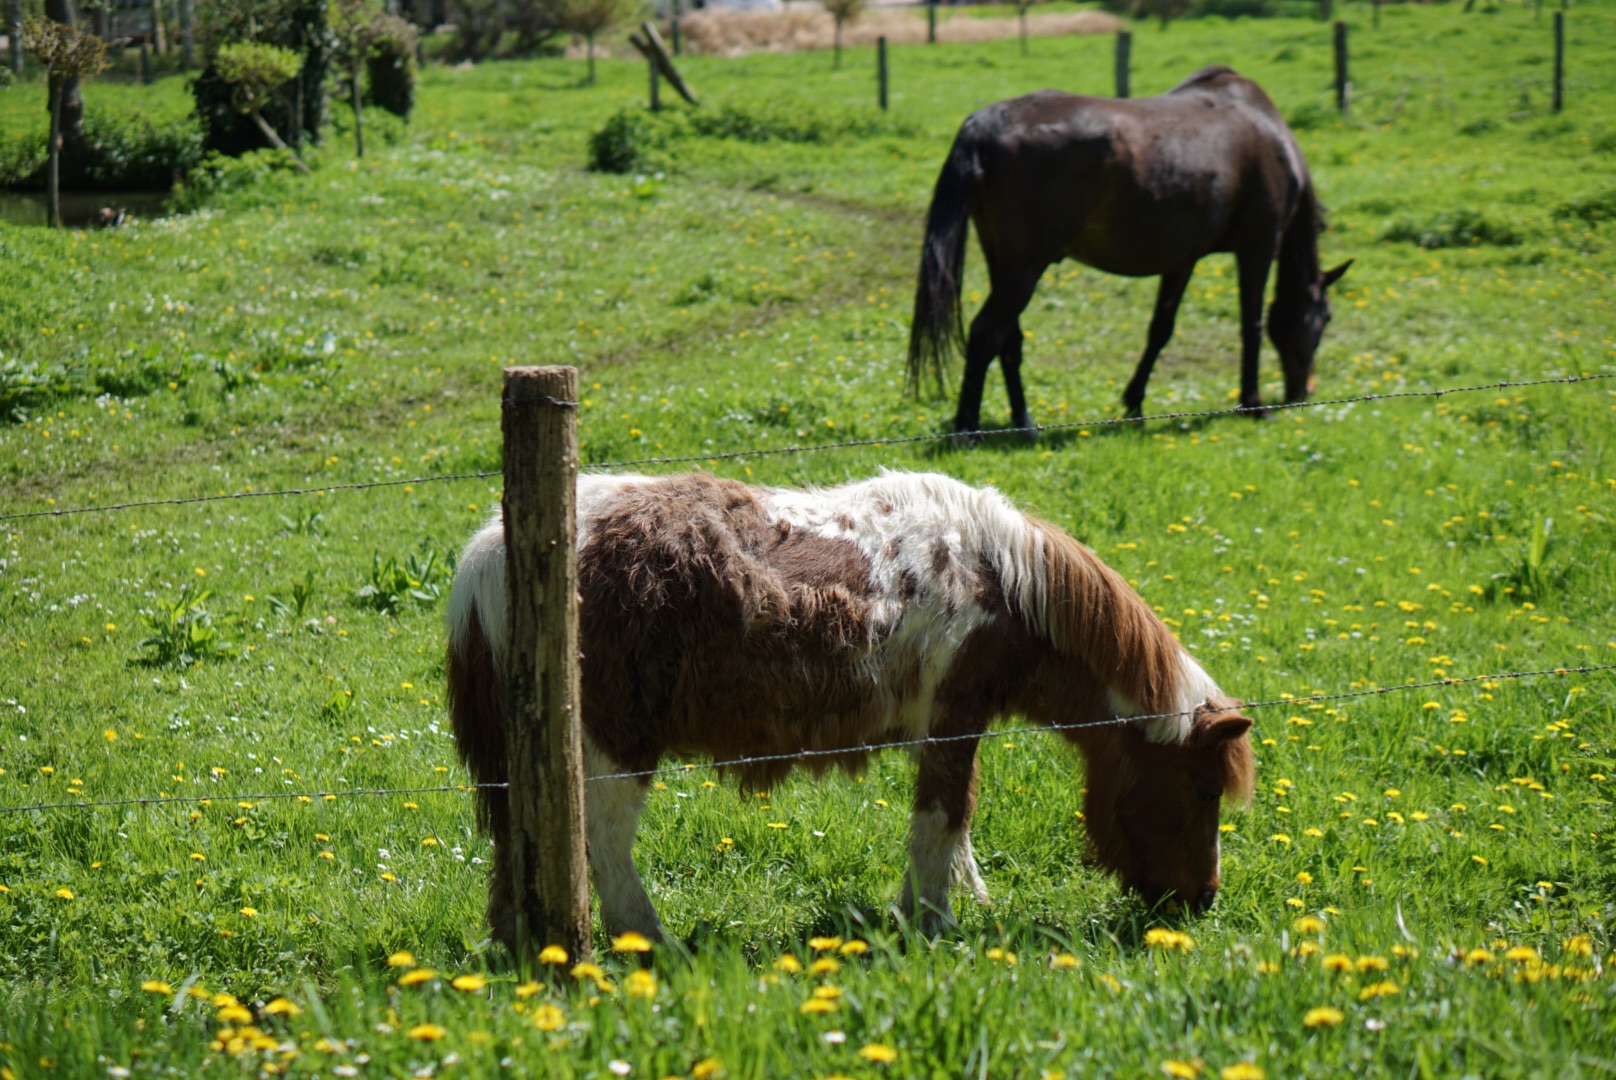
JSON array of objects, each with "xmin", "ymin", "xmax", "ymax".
[{"xmin": 1274, "ymin": 185, "xmax": 1321, "ymax": 301}]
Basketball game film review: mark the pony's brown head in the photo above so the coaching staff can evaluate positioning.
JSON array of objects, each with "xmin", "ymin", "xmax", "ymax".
[
  {"xmin": 1269, "ymin": 260, "xmax": 1351, "ymax": 404},
  {"xmin": 1083, "ymin": 700, "xmax": 1254, "ymax": 913}
]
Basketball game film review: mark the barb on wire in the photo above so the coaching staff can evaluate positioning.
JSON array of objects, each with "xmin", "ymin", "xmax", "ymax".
[
  {"xmin": 4, "ymin": 373, "xmax": 1609, "ymax": 524},
  {"xmin": 4, "ymin": 661, "xmax": 1609, "ymax": 814}
]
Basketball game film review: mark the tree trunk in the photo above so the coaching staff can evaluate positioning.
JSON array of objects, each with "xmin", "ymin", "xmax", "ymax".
[
  {"xmin": 586, "ymin": 31, "xmax": 595, "ymax": 84},
  {"xmin": 249, "ymin": 109, "xmax": 313, "ymax": 174},
  {"xmin": 180, "ymin": 0, "xmax": 194, "ymax": 69},
  {"xmin": 47, "ymin": 77, "xmax": 63, "ymax": 228},
  {"xmin": 7, "ymin": 0, "xmax": 22, "ymax": 78},
  {"xmin": 44, "ymin": 0, "xmax": 87, "ymax": 175},
  {"xmin": 151, "ymin": 0, "xmax": 166, "ymax": 53},
  {"xmin": 351, "ymin": 69, "xmax": 365, "ymax": 158}
]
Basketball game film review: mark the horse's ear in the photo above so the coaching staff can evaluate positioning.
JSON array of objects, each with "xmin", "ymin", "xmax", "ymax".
[
  {"xmin": 1191, "ymin": 707, "xmax": 1252, "ymax": 745},
  {"xmin": 1322, "ymin": 260, "xmax": 1353, "ymax": 289}
]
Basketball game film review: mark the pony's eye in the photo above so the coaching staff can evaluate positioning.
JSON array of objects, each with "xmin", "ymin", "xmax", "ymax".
[{"xmin": 1196, "ymin": 789, "xmax": 1221, "ymax": 806}]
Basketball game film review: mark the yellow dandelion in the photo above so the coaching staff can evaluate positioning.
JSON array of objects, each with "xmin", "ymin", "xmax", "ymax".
[
  {"xmin": 1050, "ymin": 953, "xmax": 1080, "ymax": 969},
  {"xmin": 451, "ymin": 973, "xmax": 487, "ymax": 992},
  {"xmin": 263, "ymin": 997, "xmax": 301, "ymax": 1017},
  {"xmin": 1292, "ymin": 915, "xmax": 1326, "ymax": 935},
  {"xmin": 532, "ymin": 1004, "xmax": 565, "ymax": 1032},
  {"xmin": 1358, "ymin": 980, "xmax": 1400, "ymax": 1000},
  {"xmin": 1464, "ymin": 948, "xmax": 1495, "ymax": 966},
  {"xmin": 839, "ymin": 939, "xmax": 869, "ymax": 955},
  {"xmin": 799, "ymin": 997, "xmax": 838, "ymax": 1014},
  {"xmin": 1302, "ymin": 1006, "xmax": 1344, "ymax": 1028},
  {"xmin": 515, "ymin": 981, "xmax": 541, "ymax": 998},
  {"xmin": 773, "ymin": 953, "xmax": 803, "ymax": 974},
  {"xmin": 238, "ymin": 907, "xmax": 258, "ymax": 918},
  {"xmin": 408, "ymin": 1023, "xmax": 447, "ymax": 1041},
  {"xmin": 857, "ymin": 1043, "xmax": 898, "ymax": 1064},
  {"xmin": 1161, "ymin": 1060, "xmax": 1201, "ymax": 1078},
  {"xmin": 625, "ymin": 969, "xmax": 657, "ymax": 999},
  {"xmin": 1295, "ymin": 872, "xmax": 1313, "ymax": 884},
  {"xmin": 692, "ymin": 1059, "xmax": 722, "ymax": 1079},
  {"xmin": 140, "ymin": 980, "xmax": 173, "ymax": 995},
  {"xmin": 1098, "ymin": 973, "xmax": 1123, "ymax": 993},
  {"xmin": 398, "ymin": 968, "xmax": 437, "ymax": 987},
  {"xmin": 216, "ymin": 1005, "xmax": 253, "ymax": 1025},
  {"xmin": 612, "ymin": 931, "xmax": 653, "ymax": 953},
  {"xmin": 387, "ymin": 951, "xmax": 416, "ymax": 968},
  {"xmin": 55, "ymin": 888, "xmax": 74, "ymax": 900},
  {"xmin": 808, "ymin": 936, "xmax": 842, "ymax": 952},
  {"xmin": 1220, "ymin": 1064, "xmax": 1265, "ymax": 1080},
  {"xmin": 1144, "ymin": 929, "xmax": 1195, "ymax": 952},
  {"xmin": 539, "ymin": 945, "xmax": 569, "ymax": 965},
  {"xmin": 1355, "ymin": 955, "xmax": 1389, "ymax": 972},
  {"xmin": 808, "ymin": 957, "xmax": 842, "ymax": 975},
  {"xmin": 1322, "ymin": 953, "xmax": 1352, "ymax": 973}
]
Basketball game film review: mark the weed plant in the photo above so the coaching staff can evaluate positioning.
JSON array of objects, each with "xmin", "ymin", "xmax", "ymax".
[{"xmin": 0, "ymin": 2, "xmax": 1614, "ymax": 1076}]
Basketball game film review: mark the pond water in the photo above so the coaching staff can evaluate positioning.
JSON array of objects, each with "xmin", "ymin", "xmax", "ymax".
[{"xmin": 0, "ymin": 190, "xmax": 173, "ymax": 228}]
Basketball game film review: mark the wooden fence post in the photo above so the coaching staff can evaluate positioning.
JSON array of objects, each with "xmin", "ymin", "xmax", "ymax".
[
  {"xmin": 1115, "ymin": 29, "xmax": 1131, "ymax": 98},
  {"xmin": 1334, "ymin": 20, "xmax": 1348, "ymax": 117},
  {"xmin": 927, "ymin": 0, "xmax": 936, "ymax": 44},
  {"xmin": 1552, "ymin": 11, "xmax": 1564, "ymax": 113},
  {"xmin": 501, "ymin": 366, "xmax": 591, "ymax": 966},
  {"xmin": 877, "ymin": 35, "xmax": 888, "ymax": 111},
  {"xmin": 649, "ymin": 55, "xmax": 660, "ymax": 111}
]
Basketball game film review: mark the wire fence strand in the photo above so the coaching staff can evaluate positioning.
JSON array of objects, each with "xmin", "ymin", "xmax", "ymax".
[
  {"xmin": 4, "ymin": 661, "xmax": 1609, "ymax": 815},
  {"xmin": 4, "ymin": 373, "xmax": 1610, "ymax": 524}
]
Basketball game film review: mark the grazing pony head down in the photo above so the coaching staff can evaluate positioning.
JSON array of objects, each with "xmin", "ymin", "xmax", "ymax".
[
  {"xmin": 1268, "ymin": 187, "xmax": 1352, "ymax": 405},
  {"xmin": 1079, "ymin": 700, "xmax": 1254, "ymax": 911}
]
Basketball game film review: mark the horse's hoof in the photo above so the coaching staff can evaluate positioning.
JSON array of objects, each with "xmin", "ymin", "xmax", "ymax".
[
  {"xmin": 1122, "ymin": 405, "xmax": 1144, "ymax": 421},
  {"xmin": 1011, "ymin": 421, "xmax": 1039, "ymax": 444},
  {"xmin": 1238, "ymin": 400, "xmax": 1270, "ymax": 420}
]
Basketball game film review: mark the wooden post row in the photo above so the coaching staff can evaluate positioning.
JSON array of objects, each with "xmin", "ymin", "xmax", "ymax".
[
  {"xmin": 501, "ymin": 366, "xmax": 591, "ymax": 965},
  {"xmin": 1552, "ymin": 11, "xmax": 1564, "ymax": 113},
  {"xmin": 1115, "ymin": 30, "xmax": 1131, "ymax": 99},
  {"xmin": 1333, "ymin": 20, "xmax": 1348, "ymax": 117},
  {"xmin": 877, "ymin": 36, "xmax": 888, "ymax": 111},
  {"xmin": 927, "ymin": 0, "xmax": 937, "ymax": 45}
]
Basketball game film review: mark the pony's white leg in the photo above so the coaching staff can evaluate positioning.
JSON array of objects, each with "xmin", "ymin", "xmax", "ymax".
[
  {"xmin": 584, "ymin": 741, "xmax": 665, "ymax": 941},
  {"xmin": 951, "ymin": 826, "xmax": 991, "ymax": 907},
  {"xmin": 899, "ymin": 805, "xmax": 959, "ymax": 931}
]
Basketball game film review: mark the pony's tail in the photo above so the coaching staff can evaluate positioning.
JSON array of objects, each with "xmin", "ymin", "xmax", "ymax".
[
  {"xmin": 907, "ymin": 129, "xmax": 981, "ymax": 397},
  {"xmin": 1014, "ymin": 520, "xmax": 1211, "ymax": 743},
  {"xmin": 445, "ymin": 523, "xmax": 510, "ymax": 842}
]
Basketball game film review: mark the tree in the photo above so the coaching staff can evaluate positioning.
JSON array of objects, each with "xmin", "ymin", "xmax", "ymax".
[
  {"xmin": 8, "ymin": 0, "xmax": 25, "ymax": 78},
  {"xmin": 22, "ymin": 15, "xmax": 107, "ymax": 227},
  {"xmin": 539, "ymin": 0, "xmax": 640, "ymax": 85},
  {"xmin": 822, "ymin": 0, "xmax": 863, "ymax": 70},
  {"xmin": 1014, "ymin": 0, "xmax": 1045, "ymax": 56},
  {"xmin": 214, "ymin": 40, "xmax": 312, "ymax": 172},
  {"xmin": 329, "ymin": 0, "xmax": 383, "ymax": 157}
]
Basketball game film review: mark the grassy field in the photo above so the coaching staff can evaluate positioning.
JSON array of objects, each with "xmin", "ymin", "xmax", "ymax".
[{"xmin": 1, "ymin": 2, "xmax": 1615, "ymax": 1076}]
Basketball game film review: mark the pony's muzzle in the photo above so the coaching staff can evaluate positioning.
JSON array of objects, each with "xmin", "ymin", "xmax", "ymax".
[{"xmin": 1192, "ymin": 886, "xmax": 1218, "ymax": 913}]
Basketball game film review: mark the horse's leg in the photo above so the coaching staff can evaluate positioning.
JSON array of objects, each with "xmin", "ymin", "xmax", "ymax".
[
  {"xmin": 899, "ymin": 738, "xmax": 984, "ymax": 932},
  {"xmin": 955, "ymin": 271, "xmax": 1040, "ymax": 434},
  {"xmin": 1000, "ymin": 318, "xmax": 1033, "ymax": 434},
  {"xmin": 1121, "ymin": 267, "xmax": 1194, "ymax": 419},
  {"xmin": 1235, "ymin": 247, "xmax": 1275, "ymax": 415},
  {"xmin": 584, "ymin": 740, "xmax": 665, "ymax": 941}
]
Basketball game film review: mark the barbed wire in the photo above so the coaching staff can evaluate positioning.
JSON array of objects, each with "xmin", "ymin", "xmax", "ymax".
[
  {"xmin": 4, "ymin": 661, "xmax": 1609, "ymax": 815},
  {"xmin": 4, "ymin": 373, "xmax": 1609, "ymax": 525}
]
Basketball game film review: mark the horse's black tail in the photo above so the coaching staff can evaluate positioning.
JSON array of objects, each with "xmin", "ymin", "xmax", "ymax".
[{"xmin": 907, "ymin": 129, "xmax": 981, "ymax": 397}]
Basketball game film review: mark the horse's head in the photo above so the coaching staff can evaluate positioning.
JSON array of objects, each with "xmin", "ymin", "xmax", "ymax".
[
  {"xmin": 1268, "ymin": 260, "xmax": 1352, "ymax": 404},
  {"xmin": 1083, "ymin": 700, "xmax": 1254, "ymax": 913}
]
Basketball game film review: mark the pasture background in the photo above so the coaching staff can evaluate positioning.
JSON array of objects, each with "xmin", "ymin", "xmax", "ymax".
[{"xmin": 1, "ymin": 2, "xmax": 1614, "ymax": 1076}]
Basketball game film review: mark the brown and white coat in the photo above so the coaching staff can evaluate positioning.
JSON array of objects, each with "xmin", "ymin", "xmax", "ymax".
[{"xmin": 447, "ymin": 471, "xmax": 1253, "ymax": 944}]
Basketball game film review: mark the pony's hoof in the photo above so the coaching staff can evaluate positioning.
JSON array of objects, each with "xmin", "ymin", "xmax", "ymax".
[
  {"xmin": 1237, "ymin": 400, "xmax": 1270, "ymax": 420},
  {"xmin": 1122, "ymin": 404, "xmax": 1144, "ymax": 421},
  {"xmin": 1011, "ymin": 422, "xmax": 1039, "ymax": 444}
]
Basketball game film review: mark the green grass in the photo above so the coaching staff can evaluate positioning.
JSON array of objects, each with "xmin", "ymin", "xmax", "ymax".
[{"xmin": 1, "ymin": 2, "xmax": 1615, "ymax": 1076}]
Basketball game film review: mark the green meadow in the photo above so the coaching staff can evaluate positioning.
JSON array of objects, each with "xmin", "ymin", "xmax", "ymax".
[{"xmin": 0, "ymin": 2, "xmax": 1613, "ymax": 1075}]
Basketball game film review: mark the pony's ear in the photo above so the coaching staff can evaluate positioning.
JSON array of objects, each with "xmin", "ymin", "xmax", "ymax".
[
  {"xmin": 1322, "ymin": 260, "xmax": 1353, "ymax": 288},
  {"xmin": 1202, "ymin": 714, "xmax": 1253, "ymax": 743}
]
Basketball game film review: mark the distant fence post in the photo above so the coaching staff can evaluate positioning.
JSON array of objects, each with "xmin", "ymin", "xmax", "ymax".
[
  {"xmin": 1114, "ymin": 29, "xmax": 1131, "ymax": 98},
  {"xmin": 927, "ymin": 0, "xmax": 937, "ymax": 44},
  {"xmin": 877, "ymin": 35, "xmax": 888, "ymax": 111},
  {"xmin": 501, "ymin": 366, "xmax": 591, "ymax": 967},
  {"xmin": 1552, "ymin": 11, "xmax": 1563, "ymax": 112},
  {"xmin": 1372, "ymin": 0, "xmax": 1380, "ymax": 29},
  {"xmin": 1319, "ymin": 0, "xmax": 1331, "ymax": 20},
  {"xmin": 671, "ymin": 0, "xmax": 682, "ymax": 57},
  {"xmin": 1333, "ymin": 20, "xmax": 1348, "ymax": 117},
  {"xmin": 649, "ymin": 55, "xmax": 660, "ymax": 110}
]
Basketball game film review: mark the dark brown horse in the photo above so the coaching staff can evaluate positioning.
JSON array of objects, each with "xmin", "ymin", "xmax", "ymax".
[{"xmin": 909, "ymin": 66, "xmax": 1351, "ymax": 433}]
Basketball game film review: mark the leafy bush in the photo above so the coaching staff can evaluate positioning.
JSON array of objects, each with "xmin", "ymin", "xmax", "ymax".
[
  {"xmin": 0, "ymin": 113, "xmax": 205, "ymax": 193},
  {"xmin": 137, "ymin": 586, "xmax": 237, "ymax": 669},
  {"xmin": 1380, "ymin": 208, "xmax": 1521, "ymax": 249},
  {"xmin": 1554, "ymin": 188, "xmax": 1616, "ymax": 226},
  {"xmin": 354, "ymin": 550, "xmax": 447, "ymax": 615},
  {"xmin": 366, "ymin": 12, "xmax": 419, "ymax": 120},
  {"xmin": 169, "ymin": 148, "xmax": 309, "ymax": 213},
  {"xmin": 588, "ymin": 102, "xmax": 919, "ymax": 174}
]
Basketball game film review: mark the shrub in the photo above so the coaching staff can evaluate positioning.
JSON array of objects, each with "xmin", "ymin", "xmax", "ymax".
[
  {"xmin": 0, "ymin": 113, "xmax": 204, "ymax": 193},
  {"xmin": 169, "ymin": 148, "xmax": 308, "ymax": 213},
  {"xmin": 588, "ymin": 108, "xmax": 684, "ymax": 174},
  {"xmin": 587, "ymin": 102, "xmax": 918, "ymax": 173},
  {"xmin": 1380, "ymin": 208, "xmax": 1521, "ymax": 249},
  {"xmin": 366, "ymin": 12, "xmax": 419, "ymax": 120},
  {"xmin": 1554, "ymin": 188, "xmax": 1616, "ymax": 226}
]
